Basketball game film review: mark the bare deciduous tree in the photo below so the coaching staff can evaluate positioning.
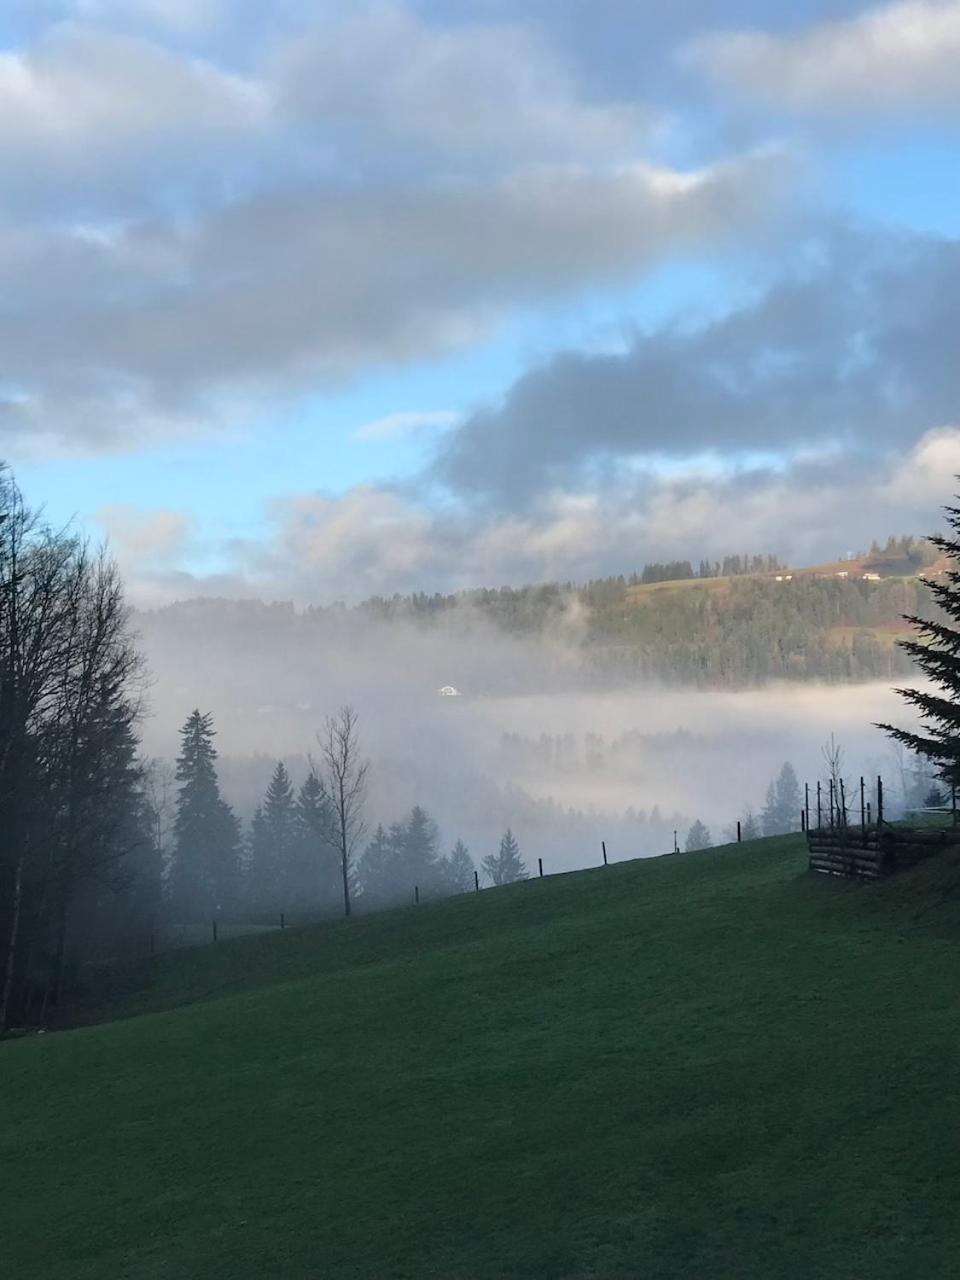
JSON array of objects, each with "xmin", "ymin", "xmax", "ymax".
[{"xmin": 311, "ymin": 705, "xmax": 368, "ymax": 919}]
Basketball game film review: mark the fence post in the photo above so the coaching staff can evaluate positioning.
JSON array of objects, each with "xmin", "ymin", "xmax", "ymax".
[
  {"xmin": 860, "ymin": 776, "xmax": 866, "ymax": 834},
  {"xmin": 602, "ymin": 840, "xmax": 608, "ymax": 866},
  {"xmin": 839, "ymin": 778, "xmax": 847, "ymax": 829},
  {"xmin": 804, "ymin": 782, "xmax": 810, "ymax": 832},
  {"xmin": 817, "ymin": 781, "xmax": 822, "ymax": 830},
  {"xmin": 212, "ymin": 920, "xmax": 218, "ymax": 943},
  {"xmin": 538, "ymin": 857, "xmax": 543, "ymax": 878},
  {"xmin": 877, "ymin": 776, "xmax": 884, "ymax": 826},
  {"xmin": 414, "ymin": 885, "xmax": 419, "ymax": 905},
  {"xmin": 867, "ymin": 800, "xmax": 872, "ymax": 826},
  {"xmin": 737, "ymin": 820, "xmax": 741, "ymax": 843},
  {"xmin": 280, "ymin": 912, "xmax": 285, "ymax": 930},
  {"xmin": 828, "ymin": 779, "xmax": 835, "ymax": 832},
  {"xmin": 801, "ymin": 809, "xmax": 806, "ymax": 832},
  {"xmin": 673, "ymin": 830, "xmax": 679, "ymax": 854},
  {"xmin": 474, "ymin": 870, "xmax": 479, "ymax": 892}
]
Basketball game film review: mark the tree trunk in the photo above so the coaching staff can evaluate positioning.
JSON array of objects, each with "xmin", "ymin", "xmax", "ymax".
[
  {"xmin": 0, "ymin": 854, "xmax": 24, "ymax": 1034},
  {"xmin": 341, "ymin": 834, "xmax": 351, "ymax": 918}
]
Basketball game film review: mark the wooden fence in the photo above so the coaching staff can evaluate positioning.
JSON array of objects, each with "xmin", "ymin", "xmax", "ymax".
[{"xmin": 807, "ymin": 824, "xmax": 960, "ymax": 878}]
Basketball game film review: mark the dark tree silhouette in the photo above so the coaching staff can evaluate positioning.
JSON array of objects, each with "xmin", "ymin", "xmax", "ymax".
[
  {"xmin": 169, "ymin": 710, "xmax": 240, "ymax": 921},
  {"xmin": 482, "ymin": 829, "xmax": 528, "ymax": 886},
  {"xmin": 879, "ymin": 494, "xmax": 960, "ymax": 790}
]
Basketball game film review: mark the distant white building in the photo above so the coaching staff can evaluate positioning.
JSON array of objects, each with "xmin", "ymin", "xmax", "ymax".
[
  {"xmin": 438, "ymin": 685, "xmax": 462, "ymax": 697},
  {"xmin": 862, "ymin": 572, "xmax": 880, "ymax": 581}
]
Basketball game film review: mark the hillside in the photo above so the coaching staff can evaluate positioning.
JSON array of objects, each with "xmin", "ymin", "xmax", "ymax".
[
  {"xmin": 137, "ymin": 540, "xmax": 940, "ymax": 690},
  {"xmin": 4, "ymin": 835, "xmax": 960, "ymax": 1279}
]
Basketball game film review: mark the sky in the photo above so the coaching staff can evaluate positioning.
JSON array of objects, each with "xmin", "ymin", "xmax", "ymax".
[{"xmin": 3, "ymin": 0, "xmax": 960, "ymax": 604}]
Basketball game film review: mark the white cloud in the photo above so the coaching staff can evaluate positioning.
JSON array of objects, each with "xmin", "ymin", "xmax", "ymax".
[
  {"xmin": 0, "ymin": 23, "xmax": 266, "ymax": 160},
  {"xmin": 686, "ymin": 1, "xmax": 960, "ymax": 113},
  {"xmin": 117, "ymin": 430, "xmax": 960, "ymax": 606}
]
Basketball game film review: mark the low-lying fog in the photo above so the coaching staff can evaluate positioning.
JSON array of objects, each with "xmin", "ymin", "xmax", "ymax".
[{"xmin": 136, "ymin": 602, "xmax": 922, "ymax": 871}]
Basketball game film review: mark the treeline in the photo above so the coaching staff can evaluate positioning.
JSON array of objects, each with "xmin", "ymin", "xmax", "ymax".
[
  {"xmin": 1, "ymin": 471, "xmax": 160, "ymax": 1029},
  {"xmin": 139, "ymin": 539, "xmax": 942, "ymax": 689},
  {"xmin": 161, "ymin": 711, "xmax": 528, "ymax": 922},
  {"xmin": 584, "ymin": 574, "xmax": 934, "ymax": 686}
]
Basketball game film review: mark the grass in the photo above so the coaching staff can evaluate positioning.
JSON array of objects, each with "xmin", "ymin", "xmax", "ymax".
[{"xmin": 4, "ymin": 834, "xmax": 960, "ymax": 1279}]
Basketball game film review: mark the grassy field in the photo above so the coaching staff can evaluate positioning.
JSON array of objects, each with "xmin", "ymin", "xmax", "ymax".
[{"xmin": 4, "ymin": 835, "xmax": 960, "ymax": 1279}]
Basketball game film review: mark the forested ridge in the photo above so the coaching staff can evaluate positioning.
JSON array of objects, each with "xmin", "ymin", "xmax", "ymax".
[{"xmin": 138, "ymin": 537, "xmax": 939, "ymax": 688}]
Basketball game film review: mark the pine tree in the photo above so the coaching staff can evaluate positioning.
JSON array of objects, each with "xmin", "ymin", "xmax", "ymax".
[
  {"xmin": 442, "ymin": 839, "xmax": 475, "ymax": 893},
  {"xmin": 685, "ymin": 819, "xmax": 711, "ymax": 851},
  {"xmin": 168, "ymin": 710, "xmax": 240, "ymax": 921},
  {"xmin": 357, "ymin": 824, "xmax": 394, "ymax": 907},
  {"xmin": 760, "ymin": 762, "xmax": 802, "ymax": 836},
  {"xmin": 482, "ymin": 829, "xmax": 528, "ymax": 886},
  {"xmin": 879, "ymin": 496, "xmax": 960, "ymax": 788},
  {"xmin": 245, "ymin": 804, "xmax": 273, "ymax": 914},
  {"xmin": 261, "ymin": 761, "xmax": 297, "ymax": 909},
  {"xmin": 740, "ymin": 810, "xmax": 761, "ymax": 841},
  {"xmin": 399, "ymin": 805, "xmax": 443, "ymax": 893},
  {"xmin": 292, "ymin": 772, "xmax": 339, "ymax": 915}
]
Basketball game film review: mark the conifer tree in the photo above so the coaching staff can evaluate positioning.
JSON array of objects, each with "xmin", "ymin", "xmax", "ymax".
[
  {"xmin": 761, "ymin": 762, "xmax": 801, "ymax": 835},
  {"xmin": 245, "ymin": 804, "xmax": 273, "ymax": 913},
  {"xmin": 443, "ymin": 839, "xmax": 475, "ymax": 893},
  {"xmin": 879, "ymin": 495, "xmax": 960, "ymax": 788},
  {"xmin": 740, "ymin": 810, "xmax": 761, "ymax": 841},
  {"xmin": 357, "ymin": 824, "xmax": 394, "ymax": 907},
  {"xmin": 482, "ymin": 829, "xmax": 528, "ymax": 886},
  {"xmin": 261, "ymin": 761, "xmax": 297, "ymax": 908},
  {"xmin": 684, "ymin": 819, "xmax": 711, "ymax": 851},
  {"xmin": 399, "ymin": 805, "xmax": 443, "ymax": 892},
  {"xmin": 292, "ymin": 772, "xmax": 339, "ymax": 914},
  {"xmin": 168, "ymin": 710, "xmax": 240, "ymax": 920}
]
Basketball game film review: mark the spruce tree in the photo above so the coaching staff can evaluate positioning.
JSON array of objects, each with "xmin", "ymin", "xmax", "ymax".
[
  {"xmin": 482, "ymin": 829, "xmax": 528, "ymax": 886},
  {"xmin": 443, "ymin": 839, "xmax": 475, "ymax": 893},
  {"xmin": 262, "ymin": 761, "xmax": 297, "ymax": 909},
  {"xmin": 399, "ymin": 805, "xmax": 443, "ymax": 893},
  {"xmin": 761, "ymin": 762, "xmax": 801, "ymax": 835},
  {"xmin": 740, "ymin": 810, "xmax": 761, "ymax": 841},
  {"xmin": 293, "ymin": 772, "xmax": 339, "ymax": 914},
  {"xmin": 168, "ymin": 710, "xmax": 240, "ymax": 921},
  {"xmin": 684, "ymin": 819, "xmax": 711, "ymax": 852},
  {"xmin": 245, "ymin": 804, "xmax": 273, "ymax": 914},
  {"xmin": 357, "ymin": 824, "xmax": 393, "ymax": 907},
  {"xmin": 879, "ymin": 496, "xmax": 960, "ymax": 788}
]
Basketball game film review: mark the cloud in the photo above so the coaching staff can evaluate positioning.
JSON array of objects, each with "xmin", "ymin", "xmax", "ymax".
[
  {"xmin": 353, "ymin": 410, "xmax": 460, "ymax": 442},
  {"xmin": 431, "ymin": 231, "xmax": 960, "ymax": 506},
  {"xmin": 118, "ymin": 426, "xmax": 960, "ymax": 607},
  {"xmin": 0, "ymin": 149, "xmax": 786, "ymax": 456},
  {"xmin": 0, "ymin": 23, "xmax": 266, "ymax": 162},
  {"xmin": 275, "ymin": 4, "xmax": 655, "ymax": 162},
  {"xmin": 66, "ymin": 0, "xmax": 225, "ymax": 36},
  {"xmin": 686, "ymin": 1, "xmax": 960, "ymax": 114},
  {"xmin": 95, "ymin": 503, "xmax": 191, "ymax": 563}
]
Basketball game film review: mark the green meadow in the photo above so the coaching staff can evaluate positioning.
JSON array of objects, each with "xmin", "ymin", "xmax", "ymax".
[{"xmin": 4, "ymin": 834, "xmax": 960, "ymax": 1279}]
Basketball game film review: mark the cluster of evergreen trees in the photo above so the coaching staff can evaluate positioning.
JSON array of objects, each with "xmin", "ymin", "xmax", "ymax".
[{"xmin": 161, "ymin": 712, "xmax": 529, "ymax": 923}]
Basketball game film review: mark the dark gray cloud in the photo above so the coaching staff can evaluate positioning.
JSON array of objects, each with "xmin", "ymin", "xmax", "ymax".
[{"xmin": 433, "ymin": 231, "xmax": 960, "ymax": 506}]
